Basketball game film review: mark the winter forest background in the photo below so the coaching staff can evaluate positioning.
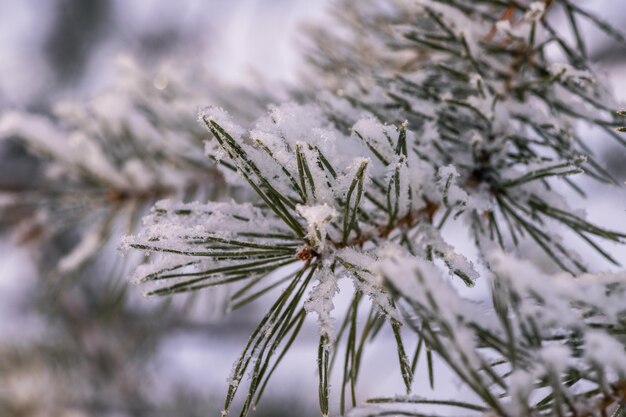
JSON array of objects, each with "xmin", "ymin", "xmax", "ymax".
[{"xmin": 1, "ymin": 1, "xmax": 626, "ymax": 417}]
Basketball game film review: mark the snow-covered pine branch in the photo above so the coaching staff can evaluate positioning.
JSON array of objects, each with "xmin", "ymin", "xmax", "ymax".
[
  {"xmin": 125, "ymin": 1, "xmax": 626, "ymax": 416},
  {"xmin": 2, "ymin": 0, "xmax": 626, "ymax": 416},
  {"xmin": 0, "ymin": 56, "xmax": 255, "ymax": 274}
]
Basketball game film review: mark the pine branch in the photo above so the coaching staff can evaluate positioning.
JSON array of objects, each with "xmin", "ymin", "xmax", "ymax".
[{"xmin": 28, "ymin": 2, "xmax": 617, "ymax": 417}]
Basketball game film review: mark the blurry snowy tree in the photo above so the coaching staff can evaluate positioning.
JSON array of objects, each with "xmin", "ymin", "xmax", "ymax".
[{"xmin": 2, "ymin": 0, "xmax": 626, "ymax": 417}]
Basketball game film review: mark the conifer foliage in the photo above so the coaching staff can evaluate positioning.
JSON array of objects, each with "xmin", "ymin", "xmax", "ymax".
[
  {"xmin": 3, "ymin": 1, "xmax": 626, "ymax": 416},
  {"xmin": 125, "ymin": 1, "xmax": 626, "ymax": 415}
]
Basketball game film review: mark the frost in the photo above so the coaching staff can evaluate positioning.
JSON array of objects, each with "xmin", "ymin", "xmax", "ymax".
[
  {"xmin": 549, "ymin": 63, "xmax": 594, "ymax": 88},
  {"xmin": 199, "ymin": 106, "xmax": 246, "ymax": 142},
  {"xmin": 352, "ymin": 118, "xmax": 398, "ymax": 164},
  {"xmin": 584, "ymin": 331, "xmax": 626, "ymax": 377},
  {"xmin": 437, "ymin": 165, "xmax": 468, "ymax": 208},
  {"xmin": 304, "ymin": 266, "xmax": 339, "ymax": 344},
  {"xmin": 337, "ymin": 247, "xmax": 400, "ymax": 320},
  {"xmin": 335, "ymin": 157, "xmax": 371, "ymax": 197},
  {"xmin": 376, "ymin": 250, "xmax": 482, "ymax": 368},
  {"xmin": 538, "ymin": 345, "xmax": 571, "ymax": 376},
  {"xmin": 507, "ymin": 370, "xmax": 535, "ymax": 414},
  {"xmin": 417, "ymin": 224, "xmax": 478, "ymax": 283},
  {"xmin": 297, "ymin": 204, "xmax": 338, "ymax": 252}
]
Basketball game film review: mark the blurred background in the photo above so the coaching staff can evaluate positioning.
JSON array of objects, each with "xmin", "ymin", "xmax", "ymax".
[{"xmin": 0, "ymin": 1, "xmax": 625, "ymax": 416}]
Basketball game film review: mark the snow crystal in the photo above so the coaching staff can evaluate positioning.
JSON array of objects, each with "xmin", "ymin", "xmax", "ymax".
[
  {"xmin": 377, "ymin": 249, "xmax": 481, "ymax": 368},
  {"xmin": 198, "ymin": 106, "xmax": 246, "ymax": 140},
  {"xmin": 437, "ymin": 165, "xmax": 468, "ymax": 208},
  {"xmin": 416, "ymin": 224, "xmax": 479, "ymax": 283},
  {"xmin": 304, "ymin": 266, "xmax": 339, "ymax": 345},
  {"xmin": 335, "ymin": 157, "xmax": 371, "ymax": 197},
  {"xmin": 584, "ymin": 331, "xmax": 626, "ymax": 377},
  {"xmin": 296, "ymin": 203, "xmax": 338, "ymax": 252},
  {"xmin": 538, "ymin": 345, "xmax": 571, "ymax": 376}
]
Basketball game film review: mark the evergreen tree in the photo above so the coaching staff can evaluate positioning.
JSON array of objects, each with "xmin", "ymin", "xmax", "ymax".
[{"xmin": 2, "ymin": 1, "xmax": 626, "ymax": 416}]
